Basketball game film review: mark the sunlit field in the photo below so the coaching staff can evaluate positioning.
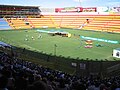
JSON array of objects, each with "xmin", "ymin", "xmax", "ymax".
[{"xmin": 0, "ymin": 28, "xmax": 120, "ymax": 60}]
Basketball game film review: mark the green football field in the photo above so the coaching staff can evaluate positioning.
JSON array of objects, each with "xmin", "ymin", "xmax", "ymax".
[{"xmin": 0, "ymin": 28, "xmax": 120, "ymax": 61}]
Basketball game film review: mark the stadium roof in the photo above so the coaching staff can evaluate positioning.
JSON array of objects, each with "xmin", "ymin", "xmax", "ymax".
[{"xmin": 0, "ymin": 4, "xmax": 40, "ymax": 8}]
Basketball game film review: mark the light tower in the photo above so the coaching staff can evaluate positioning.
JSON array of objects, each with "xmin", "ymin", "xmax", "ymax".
[{"xmin": 79, "ymin": 0, "xmax": 82, "ymax": 7}]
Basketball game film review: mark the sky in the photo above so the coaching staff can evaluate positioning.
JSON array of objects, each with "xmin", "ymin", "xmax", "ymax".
[{"xmin": 0, "ymin": 0, "xmax": 120, "ymax": 8}]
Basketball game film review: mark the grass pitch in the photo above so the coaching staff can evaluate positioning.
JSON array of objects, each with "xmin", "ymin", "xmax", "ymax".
[{"xmin": 0, "ymin": 28, "xmax": 120, "ymax": 61}]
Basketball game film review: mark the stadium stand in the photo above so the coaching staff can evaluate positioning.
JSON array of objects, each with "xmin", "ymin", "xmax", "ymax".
[
  {"xmin": 0, "ymin": 5, "xmax": 41, "ymax": 18},
  {"xmin": 0, "ymin": 4, "xmax": 120, "ymax": 33},
  {"xmin": 0, "ymin": 18, "xmax": 11, "ymax": 29},
  {"xmin": 0, "ymin": 51, "xmax": 120, "ymax": 90},
  {"xmin": 27, "ymin": 16, "xmax": 54, "ymax": 28},
  {"xmin": 27, "ymin": 14, "xmax": 92, "ymax": 29},
  {"xmin": 27, "ymin": 14, "xmax": 120, "ymax": 33},
  {"xmin": 3, "ymin": 14, "xmax": 120, "ymax": 32},
  {"xmin": 82, "ymin": 15, "xmax": 120, "ymax": 33},
  {"xmin": 6, "ymin": 18, "xmax": 32, "ymax": 29},
  {"xmin": 0, "ymin": 5, "xmax": 41, "ymax": 29}
]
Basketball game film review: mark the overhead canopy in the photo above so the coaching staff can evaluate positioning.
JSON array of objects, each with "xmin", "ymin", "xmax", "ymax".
[{"xmin": 0, "ymin": 41, "xmax": 11, "ymax": 48}]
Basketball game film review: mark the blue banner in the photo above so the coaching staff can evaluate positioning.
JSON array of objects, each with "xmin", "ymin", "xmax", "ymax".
[{"xmin": 80, "ymin": 36, "xmax": 119, "ymax": 44}]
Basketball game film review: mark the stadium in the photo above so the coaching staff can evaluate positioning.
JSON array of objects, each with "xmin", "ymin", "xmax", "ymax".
[{"xmin": 0, "ymin": 1, "xmax": 120, "ymax": 90}]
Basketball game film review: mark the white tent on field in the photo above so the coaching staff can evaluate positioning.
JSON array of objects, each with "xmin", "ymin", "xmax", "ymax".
[{"xmin": 113, "ymin": 48, "xmax": 120, "ymax": 58}]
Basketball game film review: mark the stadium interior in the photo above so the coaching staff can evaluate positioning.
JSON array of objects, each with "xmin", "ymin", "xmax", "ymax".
[{"xmin": 0, "ymin": 4, "xmax": 120, "ymax": 90}]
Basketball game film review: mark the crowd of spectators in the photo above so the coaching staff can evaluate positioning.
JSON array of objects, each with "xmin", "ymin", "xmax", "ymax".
[{"xmin": 0, "ymin": 51, "xmax": 120, "ymax": 90}]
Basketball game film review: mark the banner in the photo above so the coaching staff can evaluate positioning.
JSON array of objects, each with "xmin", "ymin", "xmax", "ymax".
[
  {"xmin": 97, "ymin": 7, "xmax": 109, "ymax": 12},
  {"xmin": 80, "ymin": 36, "xmax": 119, "ymax": 44},
  {"xmin": 109, "ymin": 7, "xmax": 120, "ymax": 12},
  {"xmin": 55, "ymin": 7, "xmax": 97, "ymax": 13}
]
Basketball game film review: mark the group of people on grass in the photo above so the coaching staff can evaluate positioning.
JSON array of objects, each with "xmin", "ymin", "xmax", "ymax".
[{"xmin": 25, "ymin": 33, "xmax": 42, "ymax": 41}]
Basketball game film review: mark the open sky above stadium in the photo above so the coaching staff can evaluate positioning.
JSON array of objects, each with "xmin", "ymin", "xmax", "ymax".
[{"xmin": 0, "ymin": 0, "xmax": 120, "ymax": 8}]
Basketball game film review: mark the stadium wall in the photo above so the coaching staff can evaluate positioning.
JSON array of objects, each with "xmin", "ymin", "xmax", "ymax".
[
  {"xmin": 14, "ymin": 47, "xmax": 120, "ymax": 77},
  {"xmin": 41, "ymin": 12, "xmax": 110, "ymax": 15}
]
